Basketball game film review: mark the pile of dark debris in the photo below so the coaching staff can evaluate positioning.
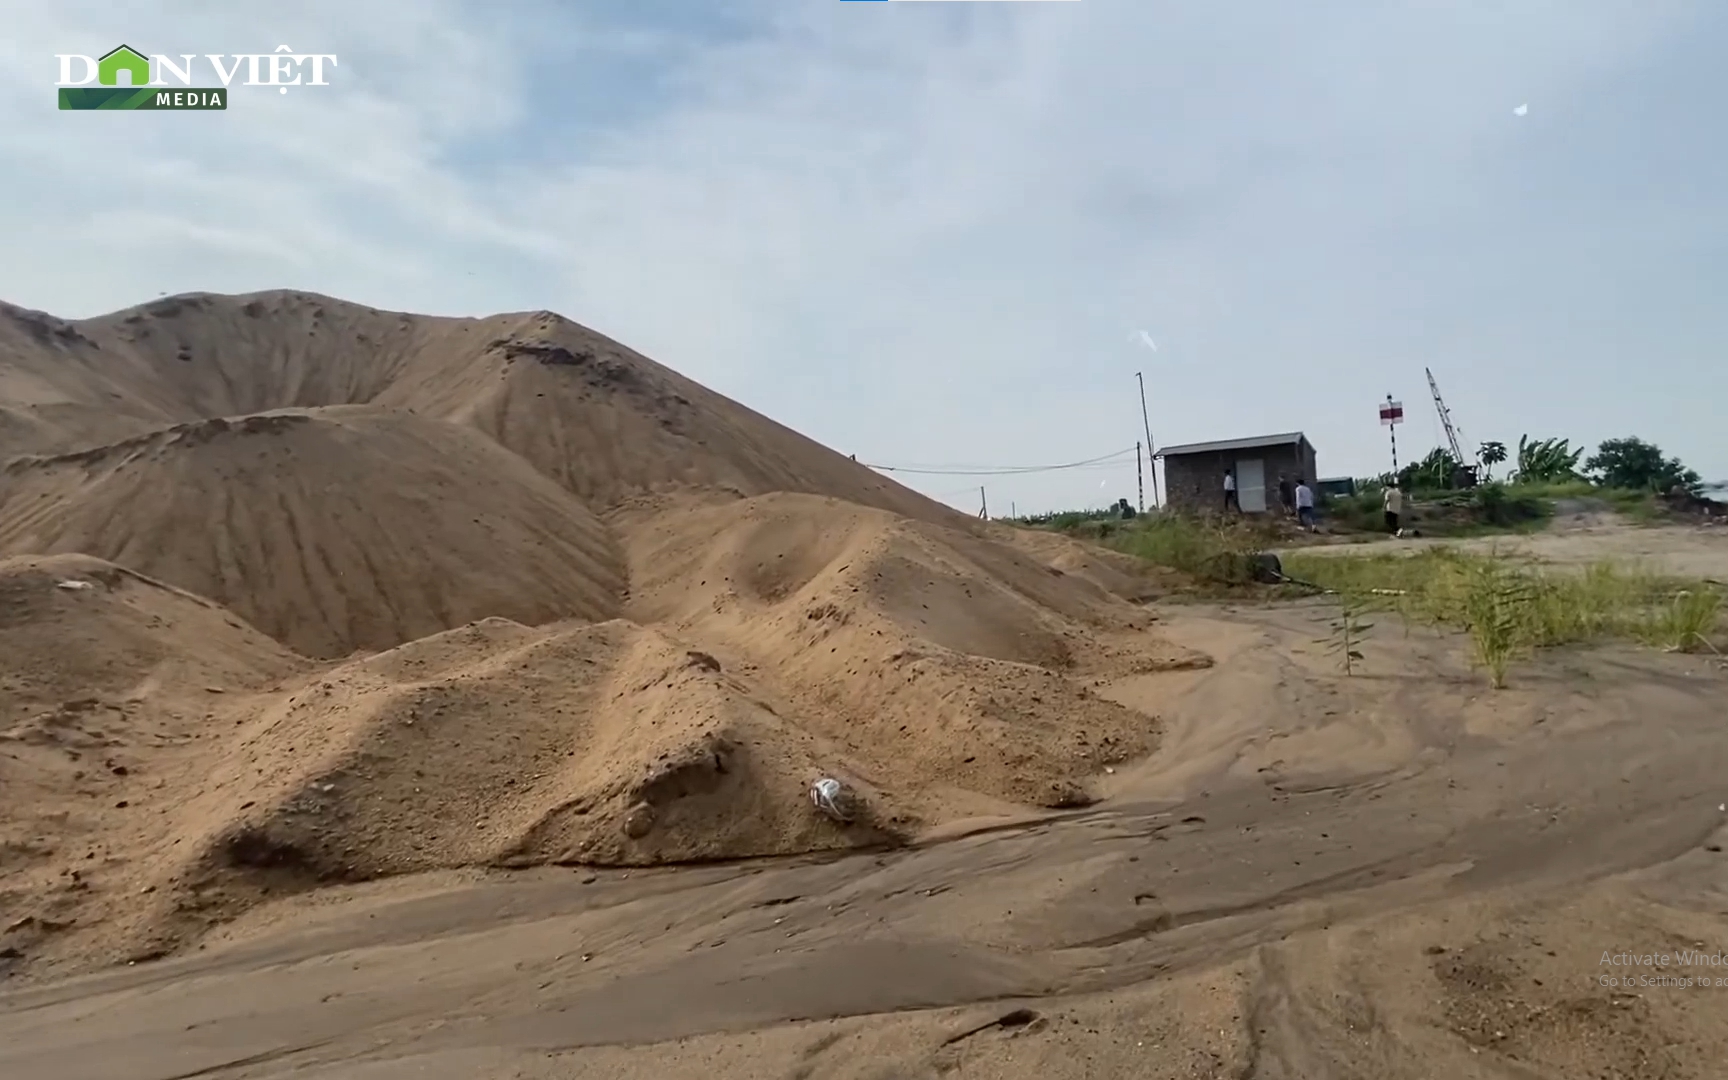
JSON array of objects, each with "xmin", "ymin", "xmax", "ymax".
[{"xmin": 1663, "ymin": 485, "xmax": 1727, "ymax": 524}]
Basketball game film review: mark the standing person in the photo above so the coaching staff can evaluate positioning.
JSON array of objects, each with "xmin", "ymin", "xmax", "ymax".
[
  {"xmin": 1383, "ymin": 482, "xmax": 1403, "ymax": 536},
  {"xmin": 1223, "ymin": 468, "xmax": 1238, "ymax": 512},
  {"xmin": 1277, "ymin": 473, "xmax": 1295, "ymax": 517},
  {"xmin": 1294, "ymin": 477, "xmax": 1315, "ymax": 531}
]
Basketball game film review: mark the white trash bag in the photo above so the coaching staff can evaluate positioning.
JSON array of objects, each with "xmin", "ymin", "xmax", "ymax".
[{"xmin": 809, "ymin": 777, "xmax": 854, "ymax": 823}]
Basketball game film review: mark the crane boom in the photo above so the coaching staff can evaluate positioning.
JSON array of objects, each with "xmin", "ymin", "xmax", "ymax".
[{"xmin": 1425, "ymin": 366, "xmax": 1470, "ymax": 465}]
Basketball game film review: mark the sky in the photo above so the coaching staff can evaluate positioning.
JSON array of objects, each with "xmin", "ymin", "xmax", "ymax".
[{"xmin": 2, "ymin": 0, "xmax": 1724, "ymax": 515}]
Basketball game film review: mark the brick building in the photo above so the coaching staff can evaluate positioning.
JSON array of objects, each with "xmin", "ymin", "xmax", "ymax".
[{"xmin": 1155, "ymin": 432, "xmax": 1319, "ymax": 514}]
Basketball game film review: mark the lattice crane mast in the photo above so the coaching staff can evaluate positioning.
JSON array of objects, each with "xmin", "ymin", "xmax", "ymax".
[{"xmin": 1425, "ymin": 366, "xmax": 1472, "ymax": 467}]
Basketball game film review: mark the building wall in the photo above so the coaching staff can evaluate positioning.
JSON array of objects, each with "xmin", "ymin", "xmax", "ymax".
[{"xmin": 1163, "ymin": 441, "xmax": 1318, "ymax": 514}]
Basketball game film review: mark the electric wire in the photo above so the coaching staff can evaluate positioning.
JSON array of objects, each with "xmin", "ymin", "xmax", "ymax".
[{"xmin": 860, "ymin": 447, "xmax": 1139, "ymax": 477}]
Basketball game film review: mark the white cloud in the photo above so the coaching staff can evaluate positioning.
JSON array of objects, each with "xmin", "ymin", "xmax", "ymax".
[{"xmin": 3, "ymin": 0, "xmax": 1725, "ymax": 513}]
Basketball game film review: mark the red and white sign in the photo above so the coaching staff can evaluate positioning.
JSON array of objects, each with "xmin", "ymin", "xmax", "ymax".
[{"xmin": 1379, "ymin": 400, "xmax": 1404, "ymax": 425}]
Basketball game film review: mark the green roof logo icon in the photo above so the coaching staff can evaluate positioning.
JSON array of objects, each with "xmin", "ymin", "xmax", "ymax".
[{"xmin": 96, "ymin": 45, "xmax": 150, "ymax": 86}]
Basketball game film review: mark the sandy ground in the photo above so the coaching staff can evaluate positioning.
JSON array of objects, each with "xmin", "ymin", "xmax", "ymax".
[
  {"xmin": 4, "ymin": 595, "xmax": 1726, "ymax": 1079},
  {"xmin": 5, "ymin": 292, "xmax": 1728, "ymax": 1078},
  {"xmin": 1296, "ymin": 513, "xmax": 1728, "ymax": 581}
]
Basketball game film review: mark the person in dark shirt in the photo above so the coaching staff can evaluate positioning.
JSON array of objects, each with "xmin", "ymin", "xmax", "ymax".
[{"xmin": 1277, "ymin": 474, "xmax": 1295, "ymax": 517}]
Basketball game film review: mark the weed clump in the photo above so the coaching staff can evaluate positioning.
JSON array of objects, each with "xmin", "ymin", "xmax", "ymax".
[
  {"xmin": 1282, "ymin": 548, "xmax": 1722, "ymax": 687},
  {"xmin": 1461, "ymin": 561, "xmax": 1535, "ymax": 688},
  {"xmin": 1638, "ymin": 589, "xmax": 1722, "ymax": 653},
  {"xmin": 1102, "ymin": 514, "xmax": 1280, "ymax": 584}
]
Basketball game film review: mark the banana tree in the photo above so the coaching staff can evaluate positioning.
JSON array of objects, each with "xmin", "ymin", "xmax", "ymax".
[
  {"xmin": 1399, "ymin": 447, "xmax": 1459, "ymax": 491},
  {"xmin": 1512, "ymin": 435, "xmax": 1582, "ymax": 483}
]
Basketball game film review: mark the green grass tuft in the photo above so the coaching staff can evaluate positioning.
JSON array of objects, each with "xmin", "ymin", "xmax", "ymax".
[
  {"xmin": 1637, "ymin": 589, "xmax": 1723, "ymax": 653},
  {"xmin": 1280, "ymin": 548, "xmax": 1721, "ymax": 686}
]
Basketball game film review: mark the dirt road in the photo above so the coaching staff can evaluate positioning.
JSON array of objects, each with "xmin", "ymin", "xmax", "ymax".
[{"xmin": 5, "ymin": 600, "xmax": 1726, "ymax": 1079}]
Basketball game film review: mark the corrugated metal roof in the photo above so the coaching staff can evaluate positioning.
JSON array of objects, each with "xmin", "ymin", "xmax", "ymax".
[{"xmin": 1154, "ymin": 432, "xmax": 1310, "ymax": 459}]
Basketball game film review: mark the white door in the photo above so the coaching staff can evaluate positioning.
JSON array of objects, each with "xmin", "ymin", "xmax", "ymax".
[{"xmin": 1236, "ymin": 458, "xmax": 1267, "ymax": 512}]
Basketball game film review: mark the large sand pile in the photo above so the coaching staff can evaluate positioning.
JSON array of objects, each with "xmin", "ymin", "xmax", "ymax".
[
  {"xmin": 0, "ymin": 292, "xmax": 951, "ymax": 522},
  {"xmin": 0, "ymin": 291, "xmax": 1184, "ymax": 973}
]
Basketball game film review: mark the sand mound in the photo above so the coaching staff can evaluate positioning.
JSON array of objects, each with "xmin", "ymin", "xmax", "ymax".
[
  {"xmin": 0, "ymin": 493, "xmax": 1198, "ymax": 969},
  {"xmin": 991, "ymin": 523, "xmax": 1175, "ymax": 603},
  {"xmin": 0, "ymin": 553, "xmax": 300, "ymax": 717},
  {"xmin": 619, "ymin": 493, "xmax": 1202, "ymax": 817},
  {"xmin": 82, "ymin": 617, "xmax": 895, "ymax": 952},
  {"xmin": 0, "ymin": 406, "xmax": 625, "ymax": 658},
  {"xmin": 218, "ymin": 619, "xmax": 889, "ymax": 866},
  {"xmin": 0, "ymin": 554, "xmax": 306, "ymax": 968},
  {"xmin": 0, "ymin": 292, "xmax": 962, "ymax": 525},
  {"xmin": 101, "ymin": 486, "xmax": 1203, "ymax": 957}
]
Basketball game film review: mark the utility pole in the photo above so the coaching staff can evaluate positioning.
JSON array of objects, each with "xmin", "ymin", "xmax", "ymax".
[
  {"xmin": 1135, "ymin": 372, "xmax": 1160, "ymax": 507},
  {"xmin": 978, "ymin": 486, "xmax": 988, "ymax": 519},
  {"xmin": 1380, "ymin": 394, "xmax": 1404, "ymax": 476},
  {"xmin": 1135, "ymin": 441, "xmax": 1143, "ymax": 512}
]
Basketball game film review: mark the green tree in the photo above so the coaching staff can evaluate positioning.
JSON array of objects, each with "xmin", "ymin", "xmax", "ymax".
[
  {"xmin": 1512, "ymin": 435, "xmax": 1583, "ymax": 483},
  {"xmin": 1399, "ymin": 447, "xmax": 1459, "ymax": 491},
  {"xmin": 1583, "ymin": 437, "xmax": 1701, "ymax": 494},
  {"xmin": 1478, "ymin": 440, "xmax": 1508, "ymax": 480}
]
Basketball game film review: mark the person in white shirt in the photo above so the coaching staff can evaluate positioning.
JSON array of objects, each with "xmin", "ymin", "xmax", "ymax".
[
  {"xmin": 1294, "ymin": 478, "xmax": 1315, "ymax": 530},
  {"xmin": 1222, "ymin": 468, "xmax": 1237, "ymax": 512},
  {"xmin": 1383, "ymin": 483, "xmax": 1403, "ymax": 536}
]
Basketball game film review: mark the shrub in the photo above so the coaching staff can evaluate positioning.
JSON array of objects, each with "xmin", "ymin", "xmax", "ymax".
[
  {"xmin": 1321, "ymin": 488, "xmax": 1385, "ymax": 532},
  {"xmin": 1107, "ymin": 515, "xmax": 1256, "ymax": 581}
]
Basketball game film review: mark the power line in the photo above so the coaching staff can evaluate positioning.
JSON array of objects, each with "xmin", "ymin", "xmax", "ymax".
[
  {"xmin": 862, "ymin": 447, "xmax": 1138, "ymax": 477},
  {"xmin": 923, "ymin": 459, "xmax": 1134, "ymax": 472}
]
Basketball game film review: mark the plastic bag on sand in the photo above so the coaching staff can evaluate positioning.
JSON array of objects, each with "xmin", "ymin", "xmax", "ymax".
[{"xmin": 810, "ymin": 777, "xmax": 853, "ymax": 823}]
